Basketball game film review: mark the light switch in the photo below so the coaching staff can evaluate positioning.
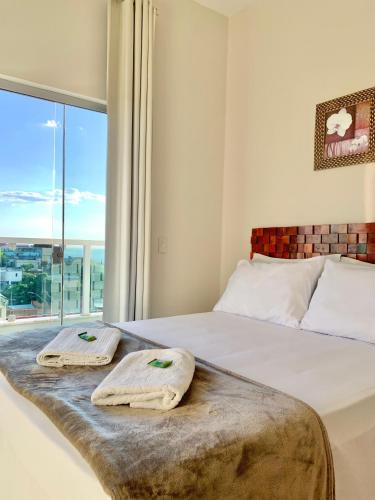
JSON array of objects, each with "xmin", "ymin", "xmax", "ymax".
[{"xmin": 158, "ymin": 236, "xmax": 168, "ymax": 254}]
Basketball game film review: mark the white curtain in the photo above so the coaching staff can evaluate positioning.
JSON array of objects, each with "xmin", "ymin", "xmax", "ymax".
[{"xmin": 103, "ymin": 0, "xmax": 155, "ymax": 323}]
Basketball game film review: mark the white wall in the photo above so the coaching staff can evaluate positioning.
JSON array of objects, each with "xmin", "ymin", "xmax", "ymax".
[
  {"xmin": 8, "ymin": 0, "xmax": 370, "ymax": 318},
  {"xmin": 0, "ymin": 0, "xmax": 228, "ymax": 319},
  {"xmin": 151, "ymin": 0, "xmax": 228, "ymax": 317},
  {"xmin": 0, "ymin": 0, "xmax": 107, "ymax": 100},
  {"xmin": 221, "ymin": 0, "xmax": 375, "ymax": 286}
]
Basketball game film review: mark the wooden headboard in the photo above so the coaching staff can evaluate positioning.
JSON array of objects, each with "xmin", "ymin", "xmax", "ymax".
[{"xmin": 251, "ymin": 223, "xmax": 375, "ymax": 263}]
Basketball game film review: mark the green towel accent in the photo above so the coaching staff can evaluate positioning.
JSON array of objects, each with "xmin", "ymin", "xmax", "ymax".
[
  {"xmin": 148, "ymin": 359, "xmax": 173, "ymax": 368},
  {"xmin": 78, "ymin": 332, "xmax": 97, "ymax": 342}
]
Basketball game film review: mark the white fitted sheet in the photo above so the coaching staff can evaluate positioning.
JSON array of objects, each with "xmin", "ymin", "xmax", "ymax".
[
  {"xmin": 2, "ymin": 311, "xmax": 375, "ymax": 500},
  {"xmin": 117, "ymin": 312, "xmax": 375, "ymax": 500}
]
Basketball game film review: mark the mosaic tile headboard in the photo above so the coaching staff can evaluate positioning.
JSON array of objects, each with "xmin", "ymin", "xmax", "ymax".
[{"xmin": 251, "ymin": 223, "xmax": 375, "ymax": 263}]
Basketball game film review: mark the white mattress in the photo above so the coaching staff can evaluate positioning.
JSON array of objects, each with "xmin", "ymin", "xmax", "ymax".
[
  {"xmin": 117, "ymin": 312, "xmax": 375, "ymax": 500},
  {"xmin": 2, "ymin": 312, "xmax": 375, "ymax": 500}
]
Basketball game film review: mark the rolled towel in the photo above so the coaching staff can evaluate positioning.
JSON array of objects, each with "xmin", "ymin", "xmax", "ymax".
[
  {"xmin": 37, "ymin": 327, "xmax": 121, "ymax": 367},
  {"xmin": 91, "ymin": 348, "xmax": 195, "ymax": 410}
]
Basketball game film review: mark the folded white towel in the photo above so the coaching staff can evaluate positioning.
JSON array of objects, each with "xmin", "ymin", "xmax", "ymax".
[
  {"xmin": 91, "ymin": 348, "xmax": 195, "ymax": 410},
  {"xmin": 36, "ymin": 327, "xmax": 121, "ymax": 367}
]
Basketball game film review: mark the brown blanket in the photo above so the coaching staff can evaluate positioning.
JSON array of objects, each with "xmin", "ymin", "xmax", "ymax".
[{"xmin": 0, "ymin": 324, "xmax": 334, "ymax": 500}]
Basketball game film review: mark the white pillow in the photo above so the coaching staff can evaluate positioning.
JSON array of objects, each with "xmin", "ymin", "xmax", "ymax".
[
  {"xmin": 252, "ymin": 253, "xmax": 341, "ymax": 263},
  {"xmin": 341, "ymin": 256, "xmax": 374, "ymax": 268},
  {"xmin": 301, "ymin": 260, "xmax": 375, "ymax": 343},
  {"xmin": 214, "ymin": 259, "xmax": 324, "ymax": 328}
]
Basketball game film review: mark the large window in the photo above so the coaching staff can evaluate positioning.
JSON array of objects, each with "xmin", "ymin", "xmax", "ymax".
[{"xmin": 0, "ymin": 87, "xmax": 107, "ymax": 329}]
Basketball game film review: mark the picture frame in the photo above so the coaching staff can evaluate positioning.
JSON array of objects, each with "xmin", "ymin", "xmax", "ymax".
[{"xmin": 314, "ymin": 86, "xmax": 375, "ymax": 170}]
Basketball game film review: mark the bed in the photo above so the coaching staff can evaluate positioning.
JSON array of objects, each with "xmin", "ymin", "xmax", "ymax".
[
  {"xmin": 1, "ymin": 313, "xmax": 375, "ymax": 499},
  {"xmin": 1, "ymin": 222, "xmax": 375, "ymax": 499},
  {"xmin": 117, "ymin": 312, "xmax": 375, "ymax": 500}
]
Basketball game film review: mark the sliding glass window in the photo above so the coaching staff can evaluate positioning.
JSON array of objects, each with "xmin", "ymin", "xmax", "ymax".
[{"xmin": 0, "ymin": 87, "xmax": 107, "ymax": 332}]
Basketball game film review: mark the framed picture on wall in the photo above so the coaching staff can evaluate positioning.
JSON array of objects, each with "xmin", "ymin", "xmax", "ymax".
[{"xmin": 314, "ymin": 86, "xmax": 375, "ymax": 170}]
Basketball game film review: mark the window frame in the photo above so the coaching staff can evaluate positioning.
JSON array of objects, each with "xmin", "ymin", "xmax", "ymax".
[
  {"xmin": 0, "ymin": 75, "xmax": 106, "ymax": 114},
  {"xmin": 0, "ymin": 77, "xmax": 107, "ymax": 325}
]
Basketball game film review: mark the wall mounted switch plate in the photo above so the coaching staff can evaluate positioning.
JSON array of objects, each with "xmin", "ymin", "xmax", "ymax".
[{"xmin": 158, "ymin": 236, "xmax": 168, "ymax": 254}]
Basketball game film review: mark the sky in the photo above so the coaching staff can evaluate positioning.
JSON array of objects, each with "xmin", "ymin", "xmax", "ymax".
[{"xmin": 0, "ymin": 89, "xmax": 107, "ymax": 241}]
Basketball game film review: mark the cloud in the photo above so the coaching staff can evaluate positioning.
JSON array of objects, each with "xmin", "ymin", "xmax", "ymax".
[
  {"xmin": 0, "ymin": 188, "xmax": 105, "ymax": 205},
  {"xmin": 0, "ymin": 191, "xmax": 52, "ymax": 204},
  {"xmin": 70, "ymin": 189, "xmax": 105, "ymax": 204},
  {"xmin": 42, "ymin": 119, "xmax": 59, "ymax": 128}
]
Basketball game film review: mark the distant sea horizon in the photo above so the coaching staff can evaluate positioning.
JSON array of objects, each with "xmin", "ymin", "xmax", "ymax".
[{"xmin": 65, "ymin": 245, "xmax": 105, "ymax": 264}]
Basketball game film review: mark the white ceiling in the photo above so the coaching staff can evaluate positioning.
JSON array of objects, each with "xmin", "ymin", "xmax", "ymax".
[{"xmin": 194, "ymin": 0, "xmax": 254, "ymax": 16}]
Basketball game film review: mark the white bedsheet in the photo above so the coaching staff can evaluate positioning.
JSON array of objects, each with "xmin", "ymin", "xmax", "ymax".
[
  {"xmin": 116, "ymin": 312, "xmax": 375, "ymax": 500},
  {"xmin": 2, "ymin": 312, "xmax": 375, "ymax": 499}
]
